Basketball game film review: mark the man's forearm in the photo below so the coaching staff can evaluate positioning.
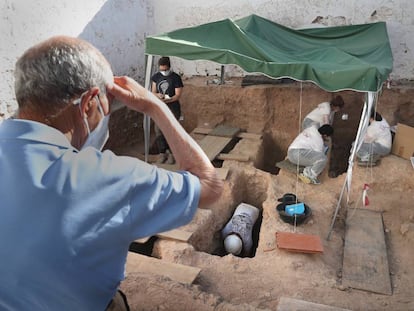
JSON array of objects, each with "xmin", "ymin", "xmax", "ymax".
[
  {"xmin": 146, "ymin": 91, "xmax": 222, "ymax": 206},
  {"xmin": 108, "ymin": 77, "xmax": 222, "ymax": 206}
]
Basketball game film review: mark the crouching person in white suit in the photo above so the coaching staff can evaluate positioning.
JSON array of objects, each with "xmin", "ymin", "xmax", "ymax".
[
  {"xmin": 221, "ymin": 203, "xmax": 260, "ymax": 257},
  {"xmin": 357, "ymin": 112, "xmax": 391, "ymax": 164}
]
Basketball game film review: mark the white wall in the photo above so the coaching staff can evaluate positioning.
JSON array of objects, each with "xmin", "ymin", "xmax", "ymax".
[
  {"xmin": 1, "ymin": 0, "xmax": 413, "ymax": 118},
  {"xmin": 0, "ymin": 0, "xmax": 152, "ymax": 119},
  {"xmin": 151, "ymin": 0, "xmax": 414, "ymax": 82}
]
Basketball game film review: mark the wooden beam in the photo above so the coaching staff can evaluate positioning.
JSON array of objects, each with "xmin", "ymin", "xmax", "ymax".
[
  {"xmin": 192, "ymin": 127, "xmax": 212, "ymax": 135},
  {"xmin": 152, "ymin": 163, "xmax": 229, "ymax": 182},
  {"xmin": 157, "ymin": 229, "xmax": 193, "ymax": 242},
  {"xmin": 209, "ymin": 125, "xmax": 240, "ymax": 138},
  {"xmin": 193, "ymin": 127, "xmax": 263, "ymax": 140},
  {"xmin": 217, "ymin": 153, "xmax": 250, "ymax": 162},
  {"xmin": 135, "ymin": 237, "xmax": 151, "ymax": 244},
  {"xmin": 126, "ymin": 252, "xmax": 201, "ymax": 284},
  {"xmin": 134, "ymin": 229, "xmax": 193, "ymax": 244},
  {"xmin": 197, "ymin": 135, "xmax": 233, "ymax": 161},
  {"xmin": 237, "ymin": 132, "xmax": 262, "ymax": 140},
  {"xmin": 342, "ymin": 208, "xmax": 392, "ymax": 295}
]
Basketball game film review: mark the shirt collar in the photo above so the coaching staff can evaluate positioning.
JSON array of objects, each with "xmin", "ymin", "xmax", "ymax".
[{"xmin": 0, "ymin": 119, "xmax": 75, "ymax": 150}]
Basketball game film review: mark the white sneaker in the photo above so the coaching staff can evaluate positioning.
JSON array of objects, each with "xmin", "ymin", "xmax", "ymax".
[
  {"xmin": 309, "ymin": 177, "xmax": 321, "ymax": 185},
  {"xmin": 156, "ymin": 153, "xmax": 167, "ymax": 164},
  {"xmin": 299, "ymin": 173, "xmax": 320, "ymax": 185},
  {"xmin": 298, "ymin": 173, "xmax": 311, "ymax": 184},
  {"xmin": 166, "ymin": 151, "xmax": 175, "ymax": 165},
  {"xmin": 358, "ymin": 155, "xmax": 370, "ymax": 163}
]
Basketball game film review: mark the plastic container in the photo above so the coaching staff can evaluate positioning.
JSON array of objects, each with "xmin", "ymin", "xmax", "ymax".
[
  {"xmin": 285, "ymin": 202, "xmax": 305, "ymax": 216},
  {"xmin": 276, "ymin": 201, "xmax": 312, "ymax": 225}
]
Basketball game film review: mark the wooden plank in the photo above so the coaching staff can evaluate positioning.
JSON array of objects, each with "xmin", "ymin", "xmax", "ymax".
[
  {"xmin": 277, "ymin": 297, "xmax": 351, "ymax": 311},
  {"xmin": 157, "ymin": 229, "xmax": 193, "ymax": 242},
  {"xmin": 237, "ymin": 132, "xmax": 263, "ymax": 140},
  {"xmin": 135, "ymin": 237, "xmax": 151, "ymax": 244},
  {"xmin": 342, "ymin": 208, "xmax": 392, "ymax": 295},
  {"xmin": 216, "ymin": 167, "xmax": 229, "ymax": 180},
  {"xmin": 126, "ymin": 252, "xmax": 201, "ymax": 284},
  {"xmin": 276, "ymin": 159, "xmax": 304, "ymax": 174},
  {"xmin": 135, "ymin": 229, "xmax": 193, "ymax": 244},
  {"xmin": 198, "ymin": 135, "xmax": 233, "ymax": 161},
  {"xmin": 276, "ymin": 232, "xmax": 324, "ymax": 254},
  {"xmin": 217, "ymin": 153, "xmax": 250, "ymax": 162},
  {"xmin": 194, "ymin": 128, "xmax": 262, "ymax": 139},
  {"xmin": 192, "ymin": 127, "xmax": 213, "ymax": 135},
  {"xmin": 209, "ymin": 125, "xmax": 241, "ymax": 137},
  {"xmin": 153, "ymin": 164, "xmax": 229, "ymax": 181}
]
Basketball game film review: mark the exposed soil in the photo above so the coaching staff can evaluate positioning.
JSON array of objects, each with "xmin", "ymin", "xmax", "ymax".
[{"xmin": 110, "ymin": 77, "xmax": 414, "ymax": 311}]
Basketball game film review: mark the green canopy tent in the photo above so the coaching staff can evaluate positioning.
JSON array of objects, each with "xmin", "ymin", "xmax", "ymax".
[
  {"xmin": 142, "ymin": 15, "xmax": 393, "ymax": 237},
  {"xmin": 145, "ymin": 14, "xmax": 392, "ymax": 92}
]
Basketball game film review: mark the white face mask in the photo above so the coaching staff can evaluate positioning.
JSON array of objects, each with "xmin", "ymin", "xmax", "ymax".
[
  {"xmin": 160, "ymin": 69, "xmax": 171, "ymax": 76},
  {"xmin": 74, "ymin": 93, "xmax": 110, "ymax": 151},
  {"xmin": 82, "ymin": 107, "xmax": 110, "ymax": 151}
]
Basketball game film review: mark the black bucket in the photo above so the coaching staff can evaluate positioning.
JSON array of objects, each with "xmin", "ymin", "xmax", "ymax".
[
  {"xmin": 277, "ymin": 193, "xmax": 298, "ymax": 205},
  {"xmin": 276, "ymin": 194, "xmax": 312, "ymax": 225}
]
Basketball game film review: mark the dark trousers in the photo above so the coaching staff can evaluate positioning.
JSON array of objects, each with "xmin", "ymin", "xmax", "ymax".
[{"xmin": 155, "ymin": 102, "xmax": 181, "ymax": 153}]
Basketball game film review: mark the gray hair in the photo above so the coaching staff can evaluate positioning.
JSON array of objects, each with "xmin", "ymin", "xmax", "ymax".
[{"xmin": 14, "ymin": 36, "xmax": 113, "ymax": 114}]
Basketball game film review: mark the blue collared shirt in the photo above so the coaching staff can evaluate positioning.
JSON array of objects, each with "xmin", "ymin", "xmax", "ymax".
[{"xmin": 0, "ymin": 119, "xmax": 200, "ymax": 310}]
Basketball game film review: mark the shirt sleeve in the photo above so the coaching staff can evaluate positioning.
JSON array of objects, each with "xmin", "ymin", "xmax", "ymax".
[
  {"xmin": 173, "ymin": 73, "xmax": 184, "ymax": 88},
  {"xmin": 61, "ymin": 148, "xmax": 200, "ymax": 243},
  {"xmin": 150, "ymin": 72, "xmax": 158, "ymax": 83},
  {"xmin": 126, "ymin": 165, "xmax": 201, "ymax": 239}
]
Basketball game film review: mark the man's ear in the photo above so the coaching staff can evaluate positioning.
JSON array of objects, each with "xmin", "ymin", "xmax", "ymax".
[{"xmin": 79, "ymin": 87, "xmax": 100, "ymax": 118}]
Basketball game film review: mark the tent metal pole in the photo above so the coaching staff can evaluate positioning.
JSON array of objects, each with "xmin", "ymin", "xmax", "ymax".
[
  {"xmin": 352, "ymin": 93, "xmax": 372, "ymax": 158},
  {"xmin": 220, "ymin": 65, "xmax": 225, "ymax": 85},
  {"xmin": 326, "ymin": 91, "xmax": 374, "ymax": 240},
  {"xmin": 326, "ymin": 175, "xmax": 347, "ymax": 240},
  {"xmin": 143, "ymin": 54, "xmax": 154, "ymax": 163}
]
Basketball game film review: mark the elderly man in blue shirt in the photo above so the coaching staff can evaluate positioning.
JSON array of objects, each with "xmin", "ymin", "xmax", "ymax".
[{"xmin": 0, "ymin": 36, "xmax": 222, "ymax": 311}]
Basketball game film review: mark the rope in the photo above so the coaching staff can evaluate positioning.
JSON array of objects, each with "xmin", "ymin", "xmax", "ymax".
[
  {"xmin": 363, "ymin": 91, "xmax": 382, "ymax": 182},
  {"xmin": 294, "ymin": 82, "xmax": 303, "ymax": 198},
  {"xmin": 292, "ymin": 81, "xmax": 304, "ymax": 232},
  {"xmin": 349, "ymin": 90, "xmax": 383, "ymax": 219}
]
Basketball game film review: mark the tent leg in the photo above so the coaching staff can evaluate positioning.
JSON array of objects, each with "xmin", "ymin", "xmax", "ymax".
[
  {"xmin": 220, "ymin": 65, "xmax": 225, "ymax": 85},
  {"xmin": 326, "ymin": 177, "xmax": 347, "ymax": 240},
  {"xmin": 326, "ymin": 91, "xmax": 376, "ymax": 240},
  {"xmin": 143, "ymin": 55, "xmax": 154, "ymax": 163}
]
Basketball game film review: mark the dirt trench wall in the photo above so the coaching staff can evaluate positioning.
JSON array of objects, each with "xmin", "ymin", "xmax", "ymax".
[
  {"xmin": 108, "ymin": 77, "xmax": 414, "ymax": 162},
  {"xmin": 178, "ymin": 77, "xmax": 414, "ymax": 160},
  {"xmin": 150, "ymin": 157, "xmax": 273, "ymax": 259},
  {"xmin": 106, "ymin": 109, "xmax": 144, "ymax": 151}
]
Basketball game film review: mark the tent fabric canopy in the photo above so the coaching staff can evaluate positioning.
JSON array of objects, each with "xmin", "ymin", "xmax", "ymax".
[{"xmin": 145, "ymin": 14, "xmax": 393, "ymax": 92}]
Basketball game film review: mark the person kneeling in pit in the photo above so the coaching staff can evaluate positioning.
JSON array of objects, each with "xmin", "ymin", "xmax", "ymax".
[
  {"xmin": 221, "ymin": 203, "xmax": 260, "ymax": 257},
  {"xmin": 302, "ymin": 95, "xmax": 344, "ymax": 130},
  {"xmin": 287, "ymin": 124, "xmax": 334, "ymax": 185},
  {"xmin": 356, "ymin": 111, "xmax": 391, "ymax": 165}
]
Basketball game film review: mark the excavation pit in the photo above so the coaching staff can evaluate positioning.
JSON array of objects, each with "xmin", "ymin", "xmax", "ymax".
[{"xmin": 109, "ymin": 78, "xmax": 414, "ymax": 311}]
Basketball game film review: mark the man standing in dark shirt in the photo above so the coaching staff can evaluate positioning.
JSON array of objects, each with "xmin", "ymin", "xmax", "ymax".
[{"xmin": 151, "ymin": 56, "xmax": 184, "ymax": 164}]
